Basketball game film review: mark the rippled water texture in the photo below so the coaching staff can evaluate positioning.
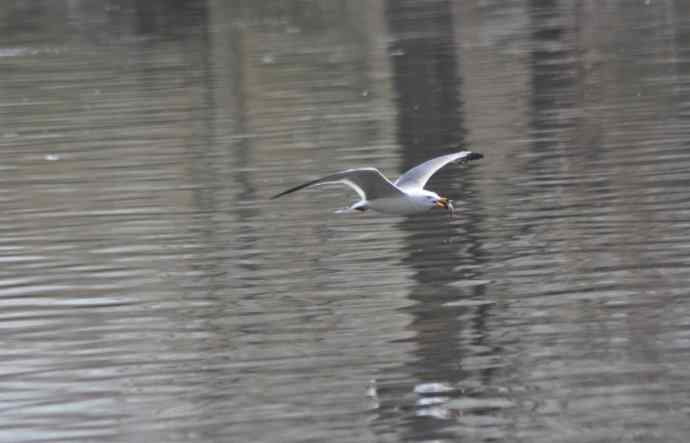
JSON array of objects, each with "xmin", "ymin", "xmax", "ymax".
[{"xmin": 2, "ymin": 1, "xmax": 690, "ymax": 442}]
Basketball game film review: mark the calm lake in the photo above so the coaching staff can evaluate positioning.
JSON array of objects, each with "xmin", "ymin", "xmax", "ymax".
[{"xmin": 2, "ymin": 1, "xmax": 690, "ymax": 442}]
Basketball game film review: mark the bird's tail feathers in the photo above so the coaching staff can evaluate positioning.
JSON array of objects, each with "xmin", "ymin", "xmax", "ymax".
[{"xmin": 335, "ymin": 201, "xmax": 368, "ymax": 214}]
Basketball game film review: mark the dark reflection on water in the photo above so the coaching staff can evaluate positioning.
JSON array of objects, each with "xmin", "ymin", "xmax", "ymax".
[
  {"xmin": 2, "ymin": 0, "xmax": 690, "ymax": 442},
  {"xmin": 383, "ymin": 1, "xmax": 494, "ymax": 441}
]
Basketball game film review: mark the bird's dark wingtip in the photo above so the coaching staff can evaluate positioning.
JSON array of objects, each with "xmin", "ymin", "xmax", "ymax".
[
  {"xmin": 270, "ymin": 177, "xmax": 323, "ymax": 200},
  {"xmin": 454, "ymin": 151, "xmax": 484, "ymax": 165},
  {"xmin": 270, "ymin": 189, "xmax": 292, "ymax": 200}
]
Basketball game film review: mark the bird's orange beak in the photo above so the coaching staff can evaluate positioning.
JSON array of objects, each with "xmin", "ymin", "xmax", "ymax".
[{"xmin": 435, "ymin": 197, "xmax": 449, "ymax": 209}]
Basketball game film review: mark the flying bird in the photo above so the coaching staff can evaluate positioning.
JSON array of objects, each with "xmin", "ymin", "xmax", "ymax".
[{"xmin": 271, "ymin": 151, "xmax": 483, "ymax": 216}]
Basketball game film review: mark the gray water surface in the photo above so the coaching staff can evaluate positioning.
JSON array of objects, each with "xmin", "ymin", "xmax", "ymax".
[{"xmin": 2, "ymin": 1, "xmax": 690, "ymax": 442}]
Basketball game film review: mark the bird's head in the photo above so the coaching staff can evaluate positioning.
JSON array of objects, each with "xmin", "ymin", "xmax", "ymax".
[{"xmin": 421, "ymin": 191, "xmax": 455, "ymax": 216}]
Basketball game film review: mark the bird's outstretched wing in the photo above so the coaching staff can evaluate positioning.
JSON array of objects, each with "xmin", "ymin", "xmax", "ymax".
[
  {"xmin": 271, "ymin": 167, "xmax": 405, "ymax": 201},
  {"xmin": 394, "ymin": 151, "xmax": 483, "ymax": 191}
]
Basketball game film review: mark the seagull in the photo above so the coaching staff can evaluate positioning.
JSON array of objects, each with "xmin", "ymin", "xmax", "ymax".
[{"xmin": 271, "ymin": 151, "xmax": 483, "ymax": 215}]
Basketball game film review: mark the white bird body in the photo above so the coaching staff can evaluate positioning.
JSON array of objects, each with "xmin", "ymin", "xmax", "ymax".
[
  {"xmin": 364, "ymin": 189, "xmax": 443, "ymax": 215},
  {"xmin": 271, "ymin": 151, "xmax": 483, "ymax": 216}
]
